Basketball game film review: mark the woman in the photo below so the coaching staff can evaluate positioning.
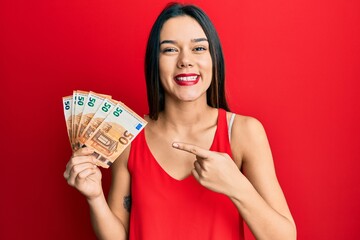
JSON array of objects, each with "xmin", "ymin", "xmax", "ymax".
[{"xmin": 64, "ymin": 3, "xmax": 296, "ymax": 239}]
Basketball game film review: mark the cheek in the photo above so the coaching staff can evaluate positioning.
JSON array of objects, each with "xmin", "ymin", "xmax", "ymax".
[
  {"xmin": 159, "ymin": 59, "xmax": 167, "ymax": 84},
  {"xmin": 159, "ymin": 57, "xmax": 174, "ymax": 77},
  {"xmin": 158, "ymin": 57, "xmax": 172, "ymax": 87},
  {"xmin": 158, "ymin": 57, "xmax": 166, "ymax": 76},
  {"xmin": 199, "ymin": 53, "xmax": 212, "ymax": 67},
  {"xmin": 199, "ymin": 56, "xmax": 213, "ymax": 77}
]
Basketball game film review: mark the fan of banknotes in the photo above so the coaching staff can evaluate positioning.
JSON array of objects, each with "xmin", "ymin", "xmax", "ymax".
[{"xmin": 62, "ymin": 90, "xmax": 147, "ymax": 168}]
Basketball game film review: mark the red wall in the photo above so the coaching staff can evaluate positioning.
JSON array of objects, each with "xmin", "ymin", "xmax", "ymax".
[{"xmin": 1, "ymin": 0, "xmax": 359, "ymax": 239}]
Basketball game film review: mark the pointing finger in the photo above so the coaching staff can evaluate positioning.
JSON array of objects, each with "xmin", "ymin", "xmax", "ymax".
[{"xmin": 172, "ymin": 142, "xmax": 209, "ymax": 159}]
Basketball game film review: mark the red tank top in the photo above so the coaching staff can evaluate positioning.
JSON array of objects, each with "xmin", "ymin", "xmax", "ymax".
[{"xmin": 128, "ymin": 108, "xmax": 244, "ymax": 240}]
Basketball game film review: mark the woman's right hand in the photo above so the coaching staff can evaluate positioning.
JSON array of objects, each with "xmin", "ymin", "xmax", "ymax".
[{"xmin": 63, "ymin": 147, "xmax": 103, "ymax": 200}]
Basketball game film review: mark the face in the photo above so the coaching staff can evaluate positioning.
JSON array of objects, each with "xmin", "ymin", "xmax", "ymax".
[{"xmin": 159, "ymin": 16, "xmax": 213, "ymax": 103}]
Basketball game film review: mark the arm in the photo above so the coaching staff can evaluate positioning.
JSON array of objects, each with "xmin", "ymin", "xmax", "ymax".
[
  {"xmin": 90, "ymin": 145, "xmax": 132, "ymax": 240},
  {"xmin": 229, "ymin": 116, "xmax": 296, "ymax": 240},
  {"xmin": 64, "ymin": 146, "xmax": 131, "ymax": 240}
]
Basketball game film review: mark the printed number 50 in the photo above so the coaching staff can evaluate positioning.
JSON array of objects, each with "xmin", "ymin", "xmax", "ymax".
[{"xmin": 119, "ymin": 131, "xmax": 134, "ymax": 145}]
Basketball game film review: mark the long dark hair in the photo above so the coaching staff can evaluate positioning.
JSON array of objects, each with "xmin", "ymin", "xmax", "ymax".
[{"xmin": 145, "ymin": 2, "xmax": 230, "ymax": 120}]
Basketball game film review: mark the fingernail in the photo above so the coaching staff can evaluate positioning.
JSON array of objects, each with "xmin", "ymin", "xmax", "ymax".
[{"xmin": 172, "ymin": 143, "xmax": 179, "ymax": 148}]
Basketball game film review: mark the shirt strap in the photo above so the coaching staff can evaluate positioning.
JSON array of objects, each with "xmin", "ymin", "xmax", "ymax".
[{"xmin": 228, "ymin": 113, "xmax": 236, "ymax": 143}]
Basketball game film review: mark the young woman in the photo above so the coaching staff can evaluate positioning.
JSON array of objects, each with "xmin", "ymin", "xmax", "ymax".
[{"xmin": 64, "ymin": 3, "xmax": 296, "ymax": 239}]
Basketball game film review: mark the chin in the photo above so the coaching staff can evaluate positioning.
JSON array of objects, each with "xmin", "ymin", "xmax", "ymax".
[{"xmin": 176, "ymin": 92, "xmax": 205, "ymax": 102}]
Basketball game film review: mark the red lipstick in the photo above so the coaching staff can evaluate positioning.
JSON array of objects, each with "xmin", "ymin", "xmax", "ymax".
[{"xmin": 174, "ymin": 74, "xmax": 200, "ymax": 86}]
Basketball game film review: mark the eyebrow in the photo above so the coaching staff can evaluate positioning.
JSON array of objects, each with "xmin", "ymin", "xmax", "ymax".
[{"xmin": 160, "ymin": 38, "xmax": 208, "ymax": 45}]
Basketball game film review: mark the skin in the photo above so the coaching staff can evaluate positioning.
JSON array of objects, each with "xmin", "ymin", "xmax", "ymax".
[{"xmin": 64, "ymin": 15, "xmax": 296, "ymax": 240}]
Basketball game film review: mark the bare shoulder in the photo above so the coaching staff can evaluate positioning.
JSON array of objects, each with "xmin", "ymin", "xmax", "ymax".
[
  {"xmin": 229, "ymin": 113, "xmax": 267, "ymax": 145},
  {"xmin": 228, "ymin": 112, "xmax": 269, "ymax": 166}
]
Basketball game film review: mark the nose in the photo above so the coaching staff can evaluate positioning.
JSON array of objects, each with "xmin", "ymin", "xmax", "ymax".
[{"xmin": 177, "ymin": 51, "xmax": 193, "ymax": 68}]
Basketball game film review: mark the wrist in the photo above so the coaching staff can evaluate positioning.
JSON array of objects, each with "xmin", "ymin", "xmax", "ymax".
[
  {"xmin": 86, "ymin": 191, "xmax": 105, "ymax": 206},
  {"xmin": 228, "ymin": 174, "xmax": 252, "ymax": 202}
]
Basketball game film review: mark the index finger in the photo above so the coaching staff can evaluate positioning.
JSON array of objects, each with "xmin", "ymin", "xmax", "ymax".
[{"xmin": 172, "ymin": 142, "xmax": 209, "ymax": 159}]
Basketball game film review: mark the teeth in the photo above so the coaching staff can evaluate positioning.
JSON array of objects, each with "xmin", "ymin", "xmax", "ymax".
[{"xmin": 176, "ymin": 76, "xmax": 198, "ymax": 81}]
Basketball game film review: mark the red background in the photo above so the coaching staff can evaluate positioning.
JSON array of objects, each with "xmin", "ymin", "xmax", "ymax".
[{"xmin": 1, "ymin": 0, "xmax": 359, "ymax": 239}]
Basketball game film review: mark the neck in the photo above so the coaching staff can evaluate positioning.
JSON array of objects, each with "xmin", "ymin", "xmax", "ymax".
[{"xmin": 158, "ymin": 98, "xmax": 215, "ymax": 132}]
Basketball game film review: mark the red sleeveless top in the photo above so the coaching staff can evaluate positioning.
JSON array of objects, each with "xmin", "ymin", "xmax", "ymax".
[{"xmin": 128, "ymin": 109, "xmax": 244, "ymax": 240}]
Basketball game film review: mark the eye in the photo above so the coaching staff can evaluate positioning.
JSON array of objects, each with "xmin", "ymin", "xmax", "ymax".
[
  {"xmin": 193, "ymin": 46, "xmax": 207, "ymax": 52},
  {"xmin": 162, "ymin": 47, "xmax": 178, "ymax": 53}
]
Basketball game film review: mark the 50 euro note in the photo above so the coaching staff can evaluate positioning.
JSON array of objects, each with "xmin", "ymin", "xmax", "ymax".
[
  {"xmin": 72, "ymin": 90, "xmax": 89, "ymax": 150},
  {"xmin": 71, "ymin": 91, "xmax": 77, "ymax": 147},
  {"xmin": 84, "ymin": 102, "xmax": 147, "ymax": 168},
  {"xmin": 76, "ymin": 91, "xmax": 111, "ymax": 147},
  {"xmin": 78, "ymin": 98, "xmax": 118, "ymax": 146},
  {"xmin": 62, "ymin": 95, "xmax": 74, "ymax": 148}
]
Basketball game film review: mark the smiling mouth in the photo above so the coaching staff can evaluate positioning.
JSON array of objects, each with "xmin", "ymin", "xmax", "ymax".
[
  {"xmin": 174, "ymin": 74, "xmax": 200, "ymax": 86},
  {"xmin": 176, "ymin": 75, "xmax": 198, "ymax": 81}
]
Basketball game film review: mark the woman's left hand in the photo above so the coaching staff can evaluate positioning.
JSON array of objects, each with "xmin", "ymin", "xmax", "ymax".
[{"xmin": 172, "ymin": 142, "xmax": 242, "ymax": 196}]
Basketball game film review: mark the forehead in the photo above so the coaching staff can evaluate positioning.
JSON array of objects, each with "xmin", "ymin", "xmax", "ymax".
[{"xmin": 160, "ymin": 16, "xmax": 207, "ymax": 41}]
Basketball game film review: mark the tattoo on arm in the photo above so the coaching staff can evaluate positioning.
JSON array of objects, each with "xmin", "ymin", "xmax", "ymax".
[{"xmin": 123, "ymin": 195, "xmax": 131, "ymax": 212}]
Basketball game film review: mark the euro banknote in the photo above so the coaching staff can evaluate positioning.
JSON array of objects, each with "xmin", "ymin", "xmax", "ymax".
[{"xmin": 62, "ymin": 90, "xmax": 147, "ymax": 168}]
